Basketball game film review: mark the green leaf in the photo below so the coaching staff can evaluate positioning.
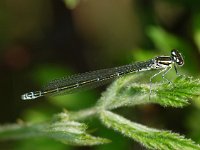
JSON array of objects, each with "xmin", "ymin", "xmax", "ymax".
[
  {"xmin": 147, "ymin": 26, "xmax": 180, "ymax": 52},
  {"xmin": 154, "ymin": 75, "xmax": 200, "ymax": 107},
  {"xmin": 45, "ymin": 120, "xmax": 110, "ymax": 145},
  {"xmin": 0, "ymin": 123, "xmax": 45, "ymax": 140},
  {"xmin": 97, "ymin": 73, "xmax": 200, "ymax": 109},
  {"xmin": 100, "ymin": 110, "xmax": 200, "ymax": 150},
  {"xmin": 97, "ymin": 73, "xmax": 150, "ymax": 109},
  {"xmin": 192, "ymin": 13, "xmax": 200, "ymax": 51},
  {"xmin": 0, "ymin": 112, "xmax": 110, "ymax": 146}
]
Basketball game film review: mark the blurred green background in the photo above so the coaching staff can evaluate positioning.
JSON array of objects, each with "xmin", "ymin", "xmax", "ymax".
[{"xmin": 1, "ymin": 0, "xmax": 200, "ymax": 149}]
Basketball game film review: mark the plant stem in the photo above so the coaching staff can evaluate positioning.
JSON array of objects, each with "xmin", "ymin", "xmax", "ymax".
[{"xmin": 69, "ymin": 106, "xmax": 100, "ymax": 121}]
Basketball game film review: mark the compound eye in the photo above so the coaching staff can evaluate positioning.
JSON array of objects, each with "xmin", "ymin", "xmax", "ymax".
[
  {"xmin": 171, "ymin": 49, "xmax": 184, "ymax": 66},
  {"xmin": 177, "ymin": 60, "xmax": 184, "ymax": 66},
  {"xmin": 176, "ymin": 57, "xmax": 184, "ymax": 66},
  {"xmin": 171, "ymin": 50, "xmax": 176, "ymax": 56}
]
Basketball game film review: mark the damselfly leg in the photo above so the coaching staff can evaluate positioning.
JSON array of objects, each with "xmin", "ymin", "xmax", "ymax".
[
  {"xmin": 161, "ymin": 65, "xmax": 173, "ymax": 84},
  {"xmin": 149, "ymin": 68, "xmax": 169, "ymax": 100}
]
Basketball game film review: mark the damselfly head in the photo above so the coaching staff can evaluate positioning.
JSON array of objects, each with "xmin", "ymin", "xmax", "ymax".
[{"xmin": 171, "ymin": 49, "xmax": 184, "ymax": 66}]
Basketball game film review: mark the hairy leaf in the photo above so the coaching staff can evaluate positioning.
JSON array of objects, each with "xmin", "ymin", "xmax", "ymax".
[
  {"xmin": 98, "ymin": 74, "xmax": 200, "ymax": 109},
  {"xmin": 101, "ymin": 110, "xmax": 200, "ymax": 150}
]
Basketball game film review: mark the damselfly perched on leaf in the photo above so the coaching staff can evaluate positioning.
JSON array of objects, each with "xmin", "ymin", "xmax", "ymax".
[{"xmin": 21, "ymin": 49, "xmax": 184, "ymax": 100}]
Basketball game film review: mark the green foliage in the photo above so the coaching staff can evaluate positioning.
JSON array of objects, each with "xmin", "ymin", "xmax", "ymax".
[
  {"xmin": 0, "ymin": 113, "xmax": 110, "ymax": 146},
  {"xmin": 154, "ymin": 76, "xmax": 200, "ymax": 107},
  {"xmin": 100, "ymin": 110, "xmax": 200, "ymax": 150},
  {"xmin": 1, "ymin": 74, "xmax": 200, "ymax": 149},
  {"xmin": 98, "ymin": 74, "xmax": 200, "ymax": 109},
  {"xmin": 1, "ymin": 0, "xmax": 200, "ymax": 149},
  {"xmin": 147, "ymin": 26, "xmax": 182, "ymax": 52}
]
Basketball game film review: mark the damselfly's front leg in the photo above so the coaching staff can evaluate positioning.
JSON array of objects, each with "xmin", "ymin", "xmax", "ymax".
[
  {"xmin": 149, "ymin": 67, "xmax": 170, "ymax": 100},
  {"xmin": 161, "ymin": 65, "xmax": 172, "ymax": 84}
]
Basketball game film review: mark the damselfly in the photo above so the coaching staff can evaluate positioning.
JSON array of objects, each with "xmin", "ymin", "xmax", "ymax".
[{"xmin": 21, "ymin": 49, "xmax": 184, "ymax": 100}]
